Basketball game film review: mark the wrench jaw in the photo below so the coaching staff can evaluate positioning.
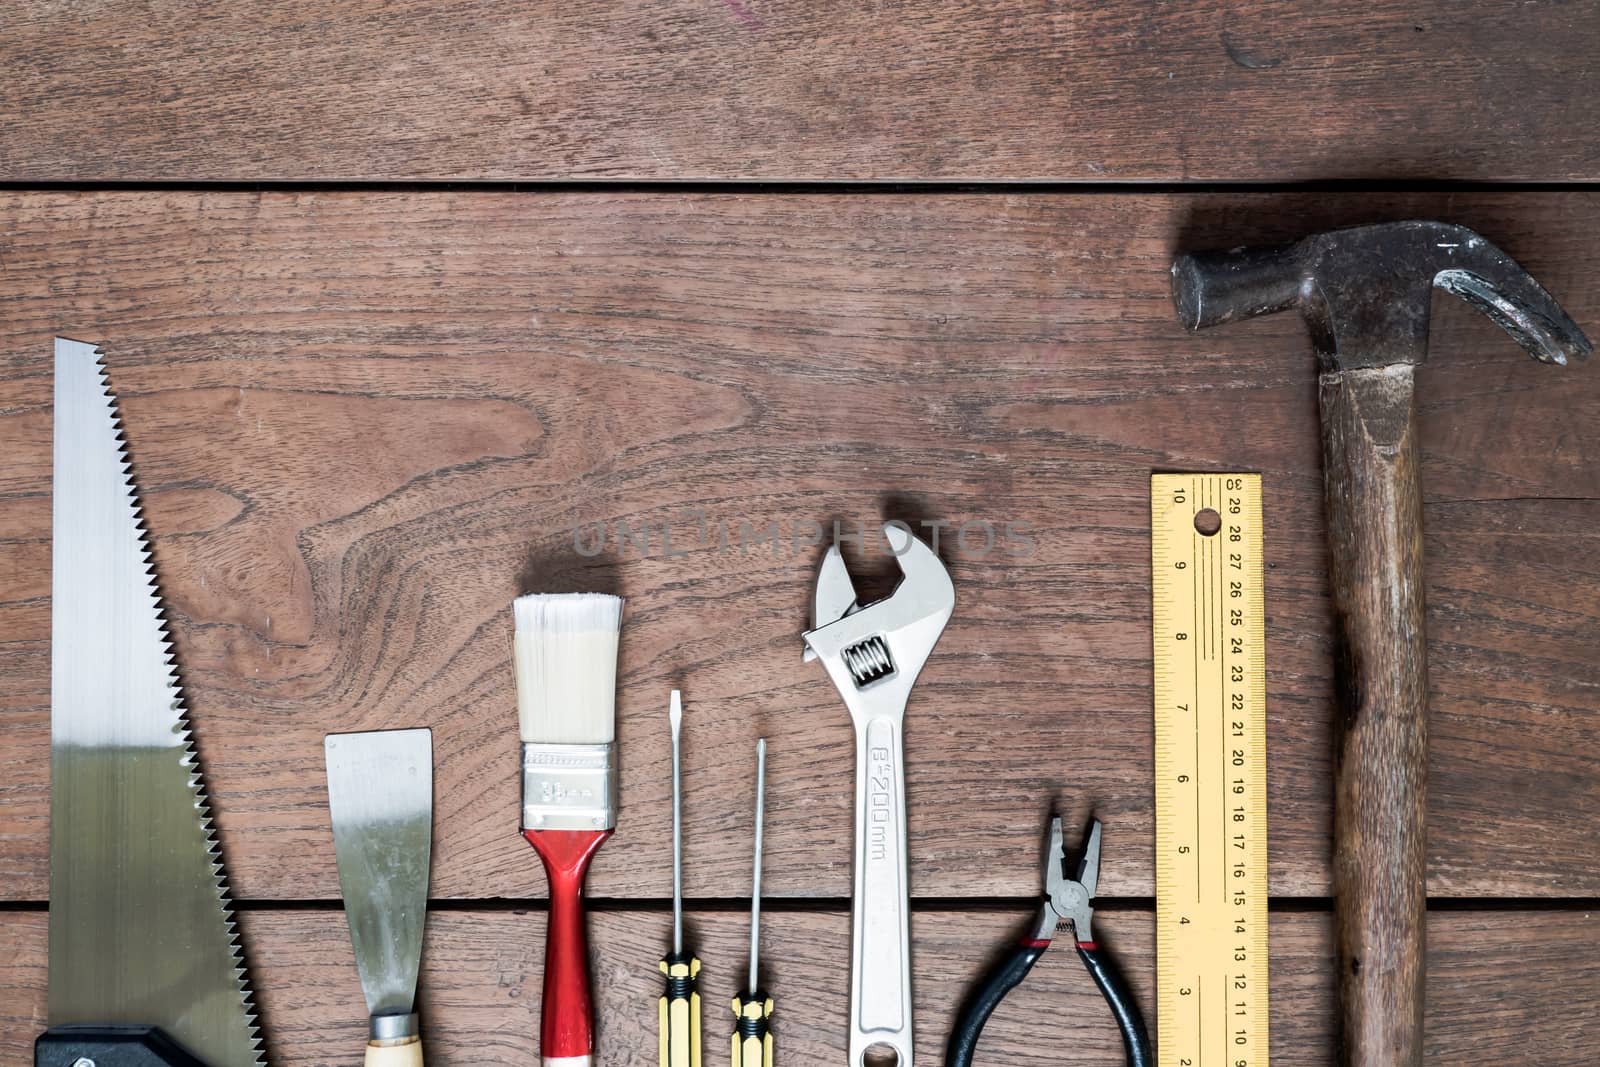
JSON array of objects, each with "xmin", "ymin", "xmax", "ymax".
[
  {"xmin": 811, "ymin": 544, "xmax": 860, "ymax": 636},
  {"xmin": 802, "ymin": 524, "xmax": 956, "ymax": 724}
]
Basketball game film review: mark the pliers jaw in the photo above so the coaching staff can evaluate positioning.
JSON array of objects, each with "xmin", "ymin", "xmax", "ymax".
[{"xmin": 1042, "ymin": 815, "xmax": 1102, "ymax": 947}]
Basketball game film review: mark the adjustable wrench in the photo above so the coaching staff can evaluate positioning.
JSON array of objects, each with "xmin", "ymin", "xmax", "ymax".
[{"xmin": 803, "ymin": 523, "xmax": 955, "ymax": 1067}]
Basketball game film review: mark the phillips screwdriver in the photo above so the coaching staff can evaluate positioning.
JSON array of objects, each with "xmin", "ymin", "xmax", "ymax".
[
  {"xmin": 661, "ymin": 690, "xmax": 702, "ymax": 1067},
  {"xmin": 732, "ymin": 738, "xmax": 773, "ymax": 1067}
]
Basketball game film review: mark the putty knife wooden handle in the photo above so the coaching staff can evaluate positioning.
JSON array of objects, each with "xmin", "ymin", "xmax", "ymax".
[{"xmin": 365, "ymin": 1035, "xmax": 424, "ymax": 1067}]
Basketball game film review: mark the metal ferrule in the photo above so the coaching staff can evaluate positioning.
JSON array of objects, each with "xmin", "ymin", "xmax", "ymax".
[
  {"xmin": 521, "ymin": 741, "xmax": 617, "ymax": 832},
  {"xmin": 735, "ymin": 991, "xmax": 773, "ymax": 1031},
  {"xmin": 370, "ymin": 1011, "xmax": 420, "ymax": 1041}
]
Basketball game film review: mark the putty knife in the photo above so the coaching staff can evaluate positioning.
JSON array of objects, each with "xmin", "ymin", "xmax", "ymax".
[{"xmin": 326, "ymin": 728, "xmax": 433, "ymax": 1066}]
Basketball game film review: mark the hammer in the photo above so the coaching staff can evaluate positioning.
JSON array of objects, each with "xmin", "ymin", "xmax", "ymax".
[{"xmin": 1170, "ymin": 221, "xmax": 1591, "ymax": 1067}]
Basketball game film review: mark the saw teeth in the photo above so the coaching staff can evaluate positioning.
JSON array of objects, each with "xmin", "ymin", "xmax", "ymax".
[{"xmin": 75, "ymin": 345, "xmax": 266, "ymax": 1066}]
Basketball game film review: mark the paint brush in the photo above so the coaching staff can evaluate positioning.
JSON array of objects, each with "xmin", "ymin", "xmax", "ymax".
[{"xmin": 514, "ymin": 591, "xmax": 625, "ymax": 1067}]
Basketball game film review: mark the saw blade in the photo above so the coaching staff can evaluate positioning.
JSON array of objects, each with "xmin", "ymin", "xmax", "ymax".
[{"xmin": 48, "ymin": 338, "xmax": 262, "ymax": 1065}]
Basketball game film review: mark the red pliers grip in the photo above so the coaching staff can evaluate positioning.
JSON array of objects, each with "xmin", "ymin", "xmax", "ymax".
[{"xmin": 945, "ymin": 817, "xmax": 1151, "ymax": 1067}]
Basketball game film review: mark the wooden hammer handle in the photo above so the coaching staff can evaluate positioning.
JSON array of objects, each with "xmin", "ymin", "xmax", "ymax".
[{"xmin": 1319, "ymin": 364, "xmax": 1428, "ymax": 1067}]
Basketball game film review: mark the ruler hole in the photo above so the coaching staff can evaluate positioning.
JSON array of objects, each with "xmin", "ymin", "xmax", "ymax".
[{"xmin": 1193, "ymin": 508, "xmax": 1222, "ymax": 536}]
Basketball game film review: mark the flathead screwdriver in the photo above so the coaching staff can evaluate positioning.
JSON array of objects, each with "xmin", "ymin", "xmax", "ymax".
[
  {"xmin": 660, "ymin": 690, "xmax": 702, "ymax": 1067},
  {"xmin": 732, "ymin": 738, "xmax": 773, "ymax": 1067}
]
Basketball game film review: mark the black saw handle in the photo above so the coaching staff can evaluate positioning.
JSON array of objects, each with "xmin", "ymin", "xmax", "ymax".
[
  {"xmin": 1076, "ymin": 943, "xmax": 1153, "ymax": 1067},
  {"xmin": 36, "ymin": 1026, "xmax": 209, "ymax": 1067},
  {"xmin": 945, "ymin": 939, "xmax": 1048, "ymax": 1067}
]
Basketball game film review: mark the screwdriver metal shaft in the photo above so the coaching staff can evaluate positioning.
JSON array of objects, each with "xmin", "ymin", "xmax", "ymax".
[
  {"xmin": 661, "ymin": 690, "xmax": 702, "ymax": 1067},
  {"xmin": 732, "ymin": 738, "xmax": 773, "ymax": 1067}
]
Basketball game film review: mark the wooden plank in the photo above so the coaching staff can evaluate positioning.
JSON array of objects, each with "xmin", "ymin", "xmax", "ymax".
[
  {"xmin": 2, "ymin": 908, "xmax": 1595, "ymax": 1064},
  {"xmin": 0, "ymin": 192, "xmax": 1595, "ymax": 902},
  {"xmin": 3, "ymin": 2, "xmax": 1598, "ymax": 182}
]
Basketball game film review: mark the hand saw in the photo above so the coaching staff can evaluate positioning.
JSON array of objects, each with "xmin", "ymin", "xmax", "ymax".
[{"xmin": 35, "ymin": 339, "xmax": 262, "ymax": 1067}]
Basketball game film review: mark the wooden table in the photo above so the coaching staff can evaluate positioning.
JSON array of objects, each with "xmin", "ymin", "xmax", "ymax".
[{"xmin": 1, "ymin": 5, "xmax": 1596, "ymax": 1065}]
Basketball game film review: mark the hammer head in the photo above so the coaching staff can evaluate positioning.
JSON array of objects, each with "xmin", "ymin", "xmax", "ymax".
[{"xmin": 1172, "ymin": 221, "xmax": 1592, "ymax": 372}]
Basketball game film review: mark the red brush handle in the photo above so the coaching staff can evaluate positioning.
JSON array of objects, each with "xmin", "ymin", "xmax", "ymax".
[{"xmin": 525, "ymin": 828, "xmax": 611, "ymax": 1065}]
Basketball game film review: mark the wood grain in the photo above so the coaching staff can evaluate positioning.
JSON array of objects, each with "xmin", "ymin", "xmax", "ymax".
[
  {"xmin": 1321, "ymin": 365, "xmax": 1428, "ymax": 1067},
  {"xmin": 2, "ymin": 908, "xmax": 1595, "ymax": 1065},
  {"xmin": 0, "ymin": 192, "xmax": 1595, "ymax": 904},
  {"xmin": 3, "ymin": 1, "xmax": 1598, "ymax": 182}
]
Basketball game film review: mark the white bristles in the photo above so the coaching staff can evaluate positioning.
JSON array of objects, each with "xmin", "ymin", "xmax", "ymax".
[{"xmin": 512, "ymin": 592, "xmax": 624, "ymax": 744}]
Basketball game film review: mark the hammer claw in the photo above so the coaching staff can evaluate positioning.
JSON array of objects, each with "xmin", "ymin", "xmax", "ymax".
[{"xmin": 1435, "ymin": 267, "xmax": 1592, "ymax": 366}]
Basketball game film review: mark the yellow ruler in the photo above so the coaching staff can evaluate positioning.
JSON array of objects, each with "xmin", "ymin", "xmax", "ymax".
[{"xmin": 1151, "ymin": 474, "xmax": 1269, "ymax": 1067}]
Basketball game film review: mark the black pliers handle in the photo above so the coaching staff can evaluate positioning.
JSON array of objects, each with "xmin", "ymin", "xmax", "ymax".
[{"xmin": 945, "ymin": 817, "xmax": 1152, "ymax": 1067}]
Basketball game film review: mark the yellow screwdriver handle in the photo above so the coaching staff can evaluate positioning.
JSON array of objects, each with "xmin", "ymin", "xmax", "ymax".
[
  {"xmin": 660, "ymin": 953, "xmax": 703, "ymax": 1067},
  {"xmin": 731, "ymin": 991, "xmax": 773, "ymax": 1067}
]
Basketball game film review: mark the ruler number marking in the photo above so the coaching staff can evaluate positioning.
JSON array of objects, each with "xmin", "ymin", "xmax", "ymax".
[{"xmin": 1152, "ymin": 474, "xmax": 1269, "ymax": 1067}]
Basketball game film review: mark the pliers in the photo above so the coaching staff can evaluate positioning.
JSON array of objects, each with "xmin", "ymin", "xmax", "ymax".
[{"xmin": 946, "ymin": 816, "xmax": 1152, "ymax": 1067}]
